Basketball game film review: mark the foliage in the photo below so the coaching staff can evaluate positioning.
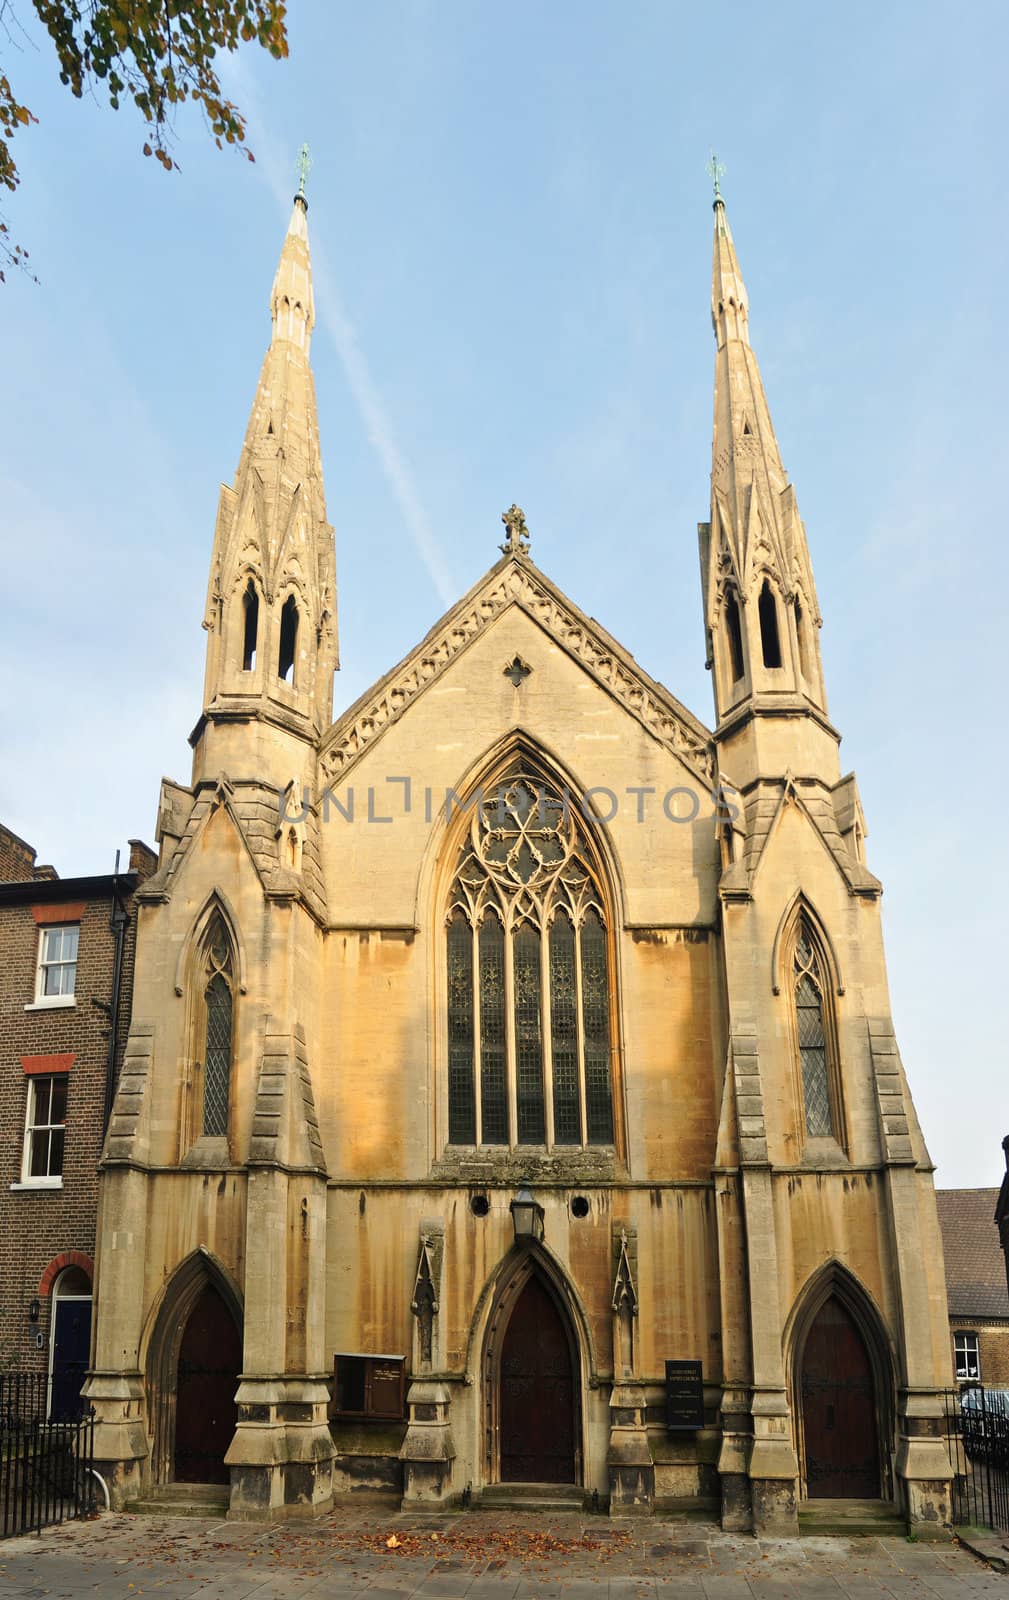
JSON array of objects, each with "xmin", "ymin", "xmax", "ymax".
[{"xmin": 0, "ymin": 1, "xmax": 289, "ymax": 280}]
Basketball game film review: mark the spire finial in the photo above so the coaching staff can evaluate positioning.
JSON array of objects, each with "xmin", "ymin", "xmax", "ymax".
[
  {"xmin": 499, "ymin": 504, "xmax": 530, "ymax": 557},
  {"xmin": 706, "ymin": 151, "xmax": 726, "ymax": 207},
  {"xmin": 296, "ymin": 142, "xmax": 312, "ymax": 203}
]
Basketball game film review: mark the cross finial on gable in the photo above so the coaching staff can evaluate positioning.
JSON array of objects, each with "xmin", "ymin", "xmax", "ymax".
[{"xmin": 500, "ymin": 504, "xmax": 530, "ymax": 556}]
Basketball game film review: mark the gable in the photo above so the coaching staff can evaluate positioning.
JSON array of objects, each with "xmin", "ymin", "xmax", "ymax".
[
  {"xmin": 319, "ymin": 555, "xmax": 714, "ymax": 791},
  {"xmin": 316, "ymin": 599, "xmax": 724, "ymax": 930}
]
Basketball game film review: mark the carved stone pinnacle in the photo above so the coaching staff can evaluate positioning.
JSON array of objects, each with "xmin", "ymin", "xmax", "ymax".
[{"xmin": 500, "ymin": 504, "xmax": 530, "ymax": 557}]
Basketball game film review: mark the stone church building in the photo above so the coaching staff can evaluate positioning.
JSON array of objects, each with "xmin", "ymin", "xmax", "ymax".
[{"xmin": 85, "ymin": 186, "xmax": 956, "ymax": 1535}]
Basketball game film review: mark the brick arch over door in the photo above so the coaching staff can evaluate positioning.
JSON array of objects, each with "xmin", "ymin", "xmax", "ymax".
[{"xmin": 38, "ymin": 1251, "xmax": 93, "ymax": 1297}]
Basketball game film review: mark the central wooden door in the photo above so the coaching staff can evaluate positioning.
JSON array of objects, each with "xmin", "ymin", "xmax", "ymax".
[
  {"xmin": 500, "ymin": 1275, "xmax": 576, "ymax": 1483},
  {"xmin": 174, "ymin": 1284, "xmax": 241, "ymax": 1484},
  {"xmin": 801, "ymin": 1295, "xmax": 880, "ymax": 1499}
]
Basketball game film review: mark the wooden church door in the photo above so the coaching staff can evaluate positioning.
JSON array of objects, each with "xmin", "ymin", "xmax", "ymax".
[
  {"xmin": 499, "ymin": 1275, "xmax": 576, "ymax": 1483},
  {"xmin": 174, "ymin": 1284, "xmax": 241, "ymax": 1484},
  {"xmin": 801, "ymin": 1295, "xmax": 880, "ymax": 1498}
]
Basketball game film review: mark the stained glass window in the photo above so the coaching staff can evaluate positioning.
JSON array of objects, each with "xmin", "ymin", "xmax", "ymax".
[
  {"xmin": 445, "ymin": 769, "xmax": 615, "ymax": 1149},
  {"xmin": 581, "ymin": 907, "xmax": 614, "ymax": 1143},
  {"xmin": 549, "ymin": 914, "xmax": 579, "ymax": 1144},
  {"xmin": 447, "ymin": 910, "xmax": 475, "ymax": 1143},
  {"xmin": 201, "ymin": 918, "xmax": 234, "ymax": 1139},
  {"xmin": 794, "ymin": 926, "xmax": 834, "ymax": 1138},
  {"xmin": 514, "ymin": 926, "xmax": 545, "ymax": 1143},
  {"xmin": 479, "ymin": 916, "xmax": 508, "ymax": 1144}
]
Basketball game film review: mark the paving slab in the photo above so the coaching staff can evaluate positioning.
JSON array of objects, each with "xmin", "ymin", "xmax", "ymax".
[{"xmin": 0, "ymin": 1511, "xmax": 1004, "ymax": 1600}]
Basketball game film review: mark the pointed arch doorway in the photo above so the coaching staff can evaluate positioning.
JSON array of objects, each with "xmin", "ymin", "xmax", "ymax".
[
  {"xmin": 146, "ymin": 1252, "xmax": 243, "ymax": 1488},
  {"xmin": 174, "ymin": 1284, "xmax": 242, "ymax": 1484},
  {"xmin": 800, "ymin": 1295, "xmax": 880, "ymax": 1499},
  {"xmin": 484, "ymin": 1257, "xmax": 581, "ymax": 1486}
]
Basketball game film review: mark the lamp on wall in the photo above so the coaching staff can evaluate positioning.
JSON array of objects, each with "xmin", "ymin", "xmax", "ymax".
[
  {"xmin": 510, "ymin": 1184, "xmax": 544, "ymax": 1245},
  {"xmin": 27, "ymin": 1298, "xmax": 40, "ymax": 1324}
]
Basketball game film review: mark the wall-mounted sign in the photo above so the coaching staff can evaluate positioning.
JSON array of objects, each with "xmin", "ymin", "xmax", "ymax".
[{"xmin": 665, "ymin": 1359, "xmax": 704, "ymax": 1431}]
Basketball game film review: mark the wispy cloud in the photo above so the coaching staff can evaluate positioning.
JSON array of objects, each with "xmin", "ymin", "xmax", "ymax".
[{"xmin": 220, "ymin": 60, "xmax": 455, "ymax": 608}]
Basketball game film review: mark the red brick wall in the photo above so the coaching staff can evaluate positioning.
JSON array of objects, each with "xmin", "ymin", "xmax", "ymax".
[
  {"xmin": 0, "ymin": 827, "xmax": 37, "ymax": 884},
  {"xmin": 949, "ymin": 1320, "xmax": 1009, "ymax": 1389},
  {"xmin": 0, "ymin": 883, "xmax": 139, "ymax": 1375}
]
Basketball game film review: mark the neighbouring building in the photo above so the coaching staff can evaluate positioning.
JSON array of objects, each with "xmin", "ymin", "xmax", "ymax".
[
  {"xmin": 936, "ymin": 1188, "xmax": 1009, "ymax": 1391},
  {"xmin": 86, "ymin": 182, "xmax": 957, "ymax": 1535},
  {"xmin": 996, "ymin": 1139, "xmax": 1009, "ymax": 1306},
  {"xmin": 0, "ymin": 824, "xmax": 155, "ymax": 1418}
]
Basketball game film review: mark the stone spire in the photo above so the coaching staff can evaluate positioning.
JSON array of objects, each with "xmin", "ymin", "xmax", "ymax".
[
  {"xmin": 698, "ymin": 187, "xmax": 837, "ymax": 787},
  {"xmin": 195, "ymin": 186, "xmax": 338, "ymax": 783}
]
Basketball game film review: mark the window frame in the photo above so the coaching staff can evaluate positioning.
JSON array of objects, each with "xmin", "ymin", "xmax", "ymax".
[
  {"xmin": 954, "ymin": 1330, "xmax": 981, "ymax": 1382},
  {"xmin": 20, "ymin": 1073, "xmax": 68, "ymax": 1188},
  {"xmin": 182, "ymin": 908, "xmax": 238, "ymax": 1154},
  {"xmin": 441, "ymin": 770, "xmax": 621, "ymax": 1156},
  {"xmin": 32, "ymin": 923, "xmax": 79, "ymax": 1008},
  {"xmin": 331, "ymin": 1354, "xmax": 405, "ymax": 1421},
  {"xmin": 783, "ymin": 911, "xmax": 847, "ymax": 1153}
]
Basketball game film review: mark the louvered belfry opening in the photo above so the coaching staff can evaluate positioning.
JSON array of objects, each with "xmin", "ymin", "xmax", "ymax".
[{"xmin": 446, "ymin": 768, "xmax": 615, "ymax": 1149}]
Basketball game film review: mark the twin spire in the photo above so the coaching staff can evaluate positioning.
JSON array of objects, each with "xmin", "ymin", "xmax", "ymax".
[
  {"xmin": 702, "ymin": 172, "xmax": 830, "ymax": 764},
  {"xmin": 195, "ymin": 167, "xmax": 337, "ymax": 779},
  {"xmin": 197, "ymin": 153, "xmax": 833, "ymax": 791}
]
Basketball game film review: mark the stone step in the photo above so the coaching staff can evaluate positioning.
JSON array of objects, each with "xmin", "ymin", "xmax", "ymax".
[
  {"xmin": 126, "ymin": 1483, "xmax": 230, "ymax": 1519},
  {"xmin": 478, "ymin": 1483, "xmax": 586, "ymax": 1513},
  {"xmin": 798, "ymin": 1498, "xmax": 905, "ymax": 1537}
]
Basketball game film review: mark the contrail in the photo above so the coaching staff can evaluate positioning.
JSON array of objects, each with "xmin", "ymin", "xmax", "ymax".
[{"xmin": 220, "ymin": 63, "xmax": 456, "ymax": 608}]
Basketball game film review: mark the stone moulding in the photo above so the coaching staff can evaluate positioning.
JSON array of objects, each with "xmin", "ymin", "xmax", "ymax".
[{"xmin": 318, "ymin": 559, "xmax": 716, "ymax": 789}]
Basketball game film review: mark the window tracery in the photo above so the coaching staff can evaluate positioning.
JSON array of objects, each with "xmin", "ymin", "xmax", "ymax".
[
  {"xmin": 793, "ymin": 922, "xmax": 834, "ymax": 1139},
  {"xmin": 446, "ymin": 774, "xmax": 615, "ymax": 1148},
  {"xmin": 200, "ymin": 917, "xmax": 234, "ymax": 1139}
]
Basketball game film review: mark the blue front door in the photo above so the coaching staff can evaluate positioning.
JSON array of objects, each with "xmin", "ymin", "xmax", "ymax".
[{"xmin": 50, "ymin": 1299, "xmax": 91, "ymax": 1422}]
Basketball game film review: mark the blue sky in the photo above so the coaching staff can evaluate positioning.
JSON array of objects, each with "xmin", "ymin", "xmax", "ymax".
[{"xmin": 1, "ymin": 2, "xmax": 1006, "ymax": 1187}]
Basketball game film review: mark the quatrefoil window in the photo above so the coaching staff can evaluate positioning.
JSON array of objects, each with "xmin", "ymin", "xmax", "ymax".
[{"xmin": 503, "ymin": 655, "xmax": 532, "ymax": 687}]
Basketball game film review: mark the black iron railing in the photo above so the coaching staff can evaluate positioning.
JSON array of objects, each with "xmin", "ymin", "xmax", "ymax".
[
  {"xmin": 944, "ymin": 1386, "xmax": 1009, "ymax": 1534},
  {"xmin": 0, "ymin": 1376, "xmax": 97, "ymax": 1539},
  {"xmin": 0, "ymin": 1373, "xmax": 48, "ymax": 1432}
]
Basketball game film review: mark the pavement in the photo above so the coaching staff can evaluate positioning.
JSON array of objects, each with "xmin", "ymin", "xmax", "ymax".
[{"xmin": 0, "ymin": 1508, "xmax": 1007, "ymax": 1600}]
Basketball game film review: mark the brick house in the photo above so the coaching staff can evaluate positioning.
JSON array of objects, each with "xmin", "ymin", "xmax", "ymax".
[
  {"xmin": 996, "ymin": 1139, "xmax": 1009, "ymax": 1306},
  {"xmin": 0, "ymin": 823, "xmax": 154, "ymax": 1417},
  {"xmin": 936, "ymin": 1188, "xmax": 1009, "ymax": 1392}
]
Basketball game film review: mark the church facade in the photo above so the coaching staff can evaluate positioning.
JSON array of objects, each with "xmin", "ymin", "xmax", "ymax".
[{"xmin": 85, "ymin": 187, "xmax": 956, "ymax": 1535}]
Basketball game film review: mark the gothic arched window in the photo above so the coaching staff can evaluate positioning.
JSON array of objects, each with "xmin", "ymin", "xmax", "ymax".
[
  {"xmin": 794, "ymin": 595, "xmax": 810, "ymax": 684},
  {"xmin": 724, "ymin": 590, "xmax": 744, "ymax": 682},
  {"xmin": 241, "ymin": 580, "xmax": 259, "ymax": 671},
  {"xmin": 200, "ymin": 917, "xmax": 234, "ymax": 1138},
  {"xmin": 278, "ymin": 595, "xmax": 299, "ymax": 683},
  {"xmin": 446, "ymin": 773, "xmax": 616, "ymax": 1149},
  {"xmin": 759, "ymin": 579, "xmax": 782, "ymax": 669},
  {"xmin": 793, "ymin": 922, "xmax": 836, "ymax": 1139}
]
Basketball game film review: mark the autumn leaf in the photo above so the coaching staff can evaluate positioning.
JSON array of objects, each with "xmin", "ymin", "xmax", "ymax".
[{"xmin": 1, "ymin": 1, "xmax": 289, "ymax": 280}]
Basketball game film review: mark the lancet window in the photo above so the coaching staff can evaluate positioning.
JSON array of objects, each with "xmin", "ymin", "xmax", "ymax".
[
  {"xmin": 278, "ymin": 595, "xmax": 298, "ymax": 683},
  {"xmin": 794, "ymin": 596, "xmax": 810, "ymax": 684},
  {"xmin": 446, "ymin": 774, "xmax": 615, "ymax": 1149},
  {"xmin": 793, "ymin": 922, "xmax": 835, "ymax": 1139},
  {"xmin": 759, "ymin": 579, "xmax": 782, "ymax": 668},
  {"xmin": 200, "ymin": 916, "xmax": 235, "ymax": 1138},
  {"xmin": 241, "ymin": 580, "xmax": 259, "ymax": 671},
  {"xmin": 724, "ymin": 590, "xmax": 744, "ymax": 682}
]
